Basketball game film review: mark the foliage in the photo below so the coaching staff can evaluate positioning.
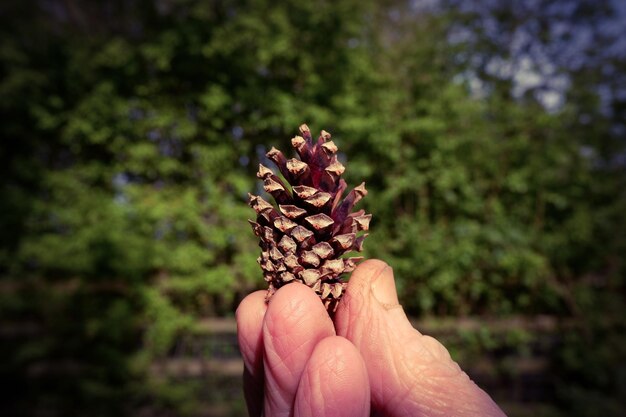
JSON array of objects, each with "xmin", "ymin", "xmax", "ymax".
[{"xmin": 0, "ymin": 0, "xmax": 624, "ymax": 415}]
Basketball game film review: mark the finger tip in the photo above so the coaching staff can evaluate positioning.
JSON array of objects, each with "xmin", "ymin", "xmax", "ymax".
[
  {"xmin": 315, "ymin": 336, "xmax": 369, "ymax": 380},
  {"xmin": 347, "ymin": 259, "xmax": 398, "ymax": 305},
  {"xmin": 263, "ymin": 281, "xmax": 335, "ymax": 360},
  {"xmin": 346, "ymin": 259, "xmax": 390, "ymax": 294},
  {"xmin": 296, "ymin": 336, "xmax": 370, "ymax": 417},
  {"xmin": 265, "ymin": 282, "xmax": 330, "ymax": 326},
  {"xmin": 313, "ymin": 336, "xmax": 370, "ymax": 391},
  {"xmin": 353, "ymin": 259, "xmax": 389, "ymax": 278},
  {"xmin": 236, "ymin": 290, "xmax": 267, "ymax": 322},
  {"xmin": 270, "ymin": 281, "xmax": 315, "ymax": 303},
  {"xmin": 335, "ymin": 259, "xmax": 403, "ymax": 349},
  {"xmin": 336, "ymin": 259, "xmax": 389, "ymax": 318}
]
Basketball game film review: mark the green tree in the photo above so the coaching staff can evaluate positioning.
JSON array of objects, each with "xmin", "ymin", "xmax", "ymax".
[
  {"xmin": 0, "ymin": 0, "xmax": 386, "ymax": 414},
  {"xmin": 1, "ymin": 0, "xmax": 624, "ymax": 416}
]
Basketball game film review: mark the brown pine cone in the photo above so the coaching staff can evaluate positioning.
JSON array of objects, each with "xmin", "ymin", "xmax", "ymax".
[{"xmin": 248, "ymin": 124, "xmax": 370, "ymax": 312}]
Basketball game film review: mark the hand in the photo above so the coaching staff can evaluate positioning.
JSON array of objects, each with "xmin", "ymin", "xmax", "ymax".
[{"xmin": 236, "ymin": 259, "xmax": 506, "ymax": 417}]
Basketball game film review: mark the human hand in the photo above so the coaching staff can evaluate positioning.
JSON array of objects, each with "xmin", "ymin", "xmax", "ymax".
[{"xmin": 236, "ymin": 259, "xmax": 506, "ymax": 417}]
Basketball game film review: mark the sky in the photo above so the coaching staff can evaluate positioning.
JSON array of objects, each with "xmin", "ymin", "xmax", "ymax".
[{"xmin": 429, "ymin": 0, "xmax": 626, "ymax": 113}]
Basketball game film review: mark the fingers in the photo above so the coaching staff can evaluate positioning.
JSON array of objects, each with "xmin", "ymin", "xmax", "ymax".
[
  {"xmin": 335, "ymin": 259, "xmax": 506, "ymax": 417},
  {"xmin": 236, "ymin": 290, "xmax": 267, "ymax": 417},
  {"xmin": 263, "ymin": 282, "xmax": 335, "ymax": 417},
  {"xmin": 294, "ymin": 336, "xmax": 370, "ymax": 417}
]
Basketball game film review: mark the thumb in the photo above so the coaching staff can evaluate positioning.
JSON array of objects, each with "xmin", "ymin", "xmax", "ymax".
[
  {"xmin": 334, "ymin": 259, "xmax": 419, "ymax": 415},
  {"xmin": 334, "ymin": 259, "xmax": 415, "ymax": 342},
  {"xmin": 334, "ymin": 259, "xmax": 506, "ymax": 417}
]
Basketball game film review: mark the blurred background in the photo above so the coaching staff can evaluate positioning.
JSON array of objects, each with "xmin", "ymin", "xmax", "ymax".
[{"xmin": 1, "ymin": 0, "xmax": 625, "ymax": 416}]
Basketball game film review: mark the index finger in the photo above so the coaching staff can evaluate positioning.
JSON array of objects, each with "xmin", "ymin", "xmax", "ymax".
[{"xmin": 262, "ymin": 282, "xmax": 336, "ymax": 417}]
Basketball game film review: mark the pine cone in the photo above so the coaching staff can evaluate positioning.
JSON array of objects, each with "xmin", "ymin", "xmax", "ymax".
[{"xmin": 248, "ymin": 124, "xmax": 371, "ymax": 312}]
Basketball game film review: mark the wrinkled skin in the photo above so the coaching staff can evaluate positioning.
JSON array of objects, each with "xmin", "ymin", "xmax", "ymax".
[{"xmin": 236, "ymin": 260, "xmax": 507, "ymax": 417}]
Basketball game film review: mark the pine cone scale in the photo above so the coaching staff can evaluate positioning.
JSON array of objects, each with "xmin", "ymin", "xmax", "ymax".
[{"xmin": 248, "ymin": 124, "xmax": 370, "ymax": 311}]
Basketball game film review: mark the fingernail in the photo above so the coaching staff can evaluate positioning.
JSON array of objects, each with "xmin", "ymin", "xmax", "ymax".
[{"xmin": 370, "ymin": 265, "xmax": 399, "ymax": 307}]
